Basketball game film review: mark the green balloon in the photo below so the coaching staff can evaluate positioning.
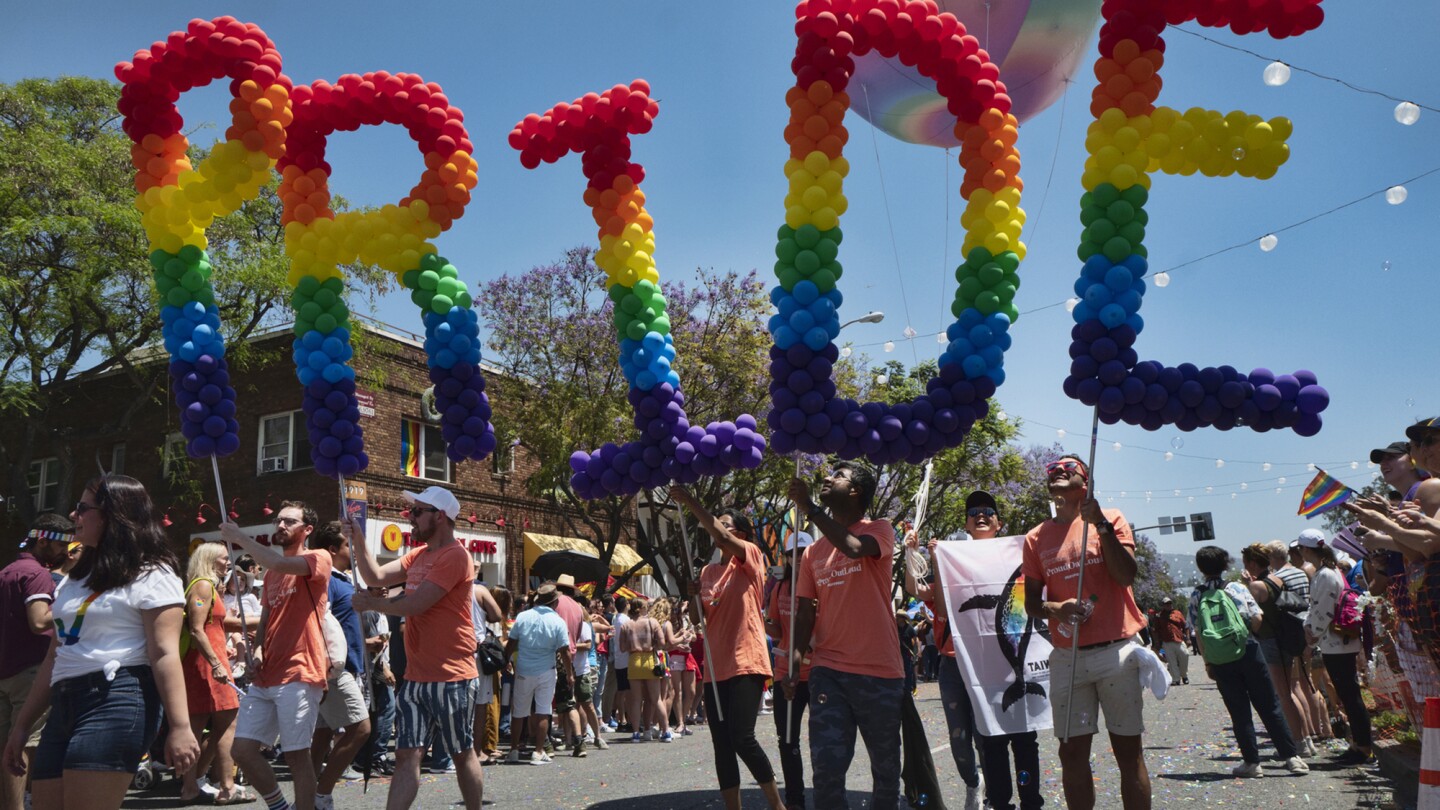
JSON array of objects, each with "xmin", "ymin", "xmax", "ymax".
[
  {"xmin": 1087, "ymin": 219, "xmax": 1117, "ymax": 245},
  {"xmin": 794, "ymin": 224, "xmax": 821, "ymax": 250},
  {"xmin": 825, "ymin": 226, "xmax": 843, "ymax": 245},
  {"xmin": 430, "ymin": 294, "xmax": 453, "ymax": 314},
  {"xmin": 1080, "ymin": 205, "xmax": 1103, "ymax": 228},
  {"xmin": 1079, "ymin": 191, "xmax": 1095, "ymax": 210},
  {"xmin": 958, "ymin": 277, "xmax": 983, "ymax": 300},
  {"xmin": 978, "ymin": 263, "xmax": 1004, "ymax": 287},
  {"xmin": 997, "ymin": 283, "xmax": 1017, "ymax": 302},
  {"xmin": 995, "ymin": 251, "xmax": 1020, "ymax": 273},
  {"xmin": 811, "ymin": 269, "xmax": 836, "ymax": 293},
  {"xmin": 649, "ymin": 293, "xmax": 667, "ymax": 313},
  {"xmin": 795, "ymin": 250, "xmax": 820, "ymax": 275},
  {"xmin": 775, "ymin": 238, "xmax": 800, "ymax": 264},
  {"xmin": 314, "ymin": 289, "xmax": 337, "ymax": 309},
  {"xmin": 951, "ymin": 299, "xmax": 966, "ymax": 318},
  {"xmin": 966, "ymin": 246, "xmax": 994, "ymax": 266},
  {"xmin": 814, "ymin": 238, "xmax": 838, "ymax": 264},
  {"xmin": 195, "ymin": 288, "xmax": 215, "ymax": 307},
  {"xmin": 976, "ymin": 291, "xmax": 1000, "ymax": 314},
  {"xmin": 418, "ymin": 270, "xmax": 440, "ymax": 291},
  {"xmin": 299, "ymin": 302, "xmax": 322, "ymax": 322},
  {"xmin": 316, "ymin": 313, "xmax": 338, "ymax": 333},
  {"xmin": 293, "ymin": 319, "xmax": 312, "ymax": 336},
  {"xmin": 621, "ymin": 294, "xmax": 643, "ymax": 315},
  {"xmin": 1003, "ymin": 303, "xmax": 1020, "ymax": 322},
  {"xmin": 149, "ymin": 250, "xmax": 170, "ymax": 271},
  {"xmin": 166, "ymin": 287, "xmax": 189, "ymax": 307},
  {"xmin": 455, "ymin": 291, "xmax": 472, "ymax": 309},
  {"xmin": 155, "ymin": 276, "xmax": 176, "ymax": 294},
  {"xmin": 1107, "ymin": 200, "xmax": 1135, "ymax": 225},
  {"xmin": 823, "ymin": 260, "xmax": 843, "ymax": 280},
  {"xmin": 180, "ymin": 270, "xmax": 204, "ymax": 292},
  {"xmin": 626, "ymin": 320, "xmax": 648, "ymax": 341},
  {"xmin": 322, "ymin": 277, "xmax": 343, "ymax": 293},
  {"xmin": 1120, "ymin": 185, "xmax": 1148, "ymax": 208},
  {"xmin": 778, "ymin": 267, "xmax": 801, "ymax": 290},
  {"xmin": 437, "ymin": 278, "xmax": 459, "ymax": 299},
  {"xmin": 402, "ymin": 269, "xmax": 421, "ymax": 290},
  {"xmin": 776, "ymin": 224, "xmax": 796, "ymax": 242},
  {"xmin": 1119, "ymin": 222, "xmax": 1145, "ymax": 245},
  {"xmin": 1103, "ymin": 236, "xmax": 1132, "ymax": 263},
  {"xmin": 411, "ymin": 289, "xmax": 433, "ymax": 309},
  {"xmin": 440, "ymin": 263, "xmax": 458, "ymax": 279},
  {"xmin": 420, "ymin": 253, "xmax": 444, "ymax": 272},
  {"xmin": 330, "ymin": 302, "xmax": 348, "ymax": 321},
  {"xmin": 612, "ymin": 309, "xmax": 629, "ymax": 331},
  {"xmin": 651, "ymin": 314, "xmax": 671, "ymax": 335},
  {"xmin": 608, "ymin": 284, "xmax": 627, "ymax": 303},
  {"xmin": 1092, "ymin": 183, "xmax": 1120, "ymax": 208},
  {"xmin": 178, "ymin": 244, "xmax": 203, "ymax": 263},
  {"xmin": 1077, "ymin": 243, "xmax": 1100, "ymax": 262}
]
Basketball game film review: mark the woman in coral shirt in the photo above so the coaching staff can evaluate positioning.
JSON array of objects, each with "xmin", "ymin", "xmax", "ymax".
[{"xmin": 671, "ymin": 486, "xmax": 785, "ymax": 810}]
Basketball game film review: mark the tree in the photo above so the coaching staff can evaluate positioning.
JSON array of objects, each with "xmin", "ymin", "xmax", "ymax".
[
  {"xmin": 480, "ymin": 248, "xmax": 777, "ymax": 587},
  {"xmin": 0, "ymin": 77, "xmax": 387, "ymax": 526}
]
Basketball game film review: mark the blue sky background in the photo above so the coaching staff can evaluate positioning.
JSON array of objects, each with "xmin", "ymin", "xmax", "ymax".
[{"xmin": 6, "ymin": 0, "xmax": 1438, "ymax": 556}]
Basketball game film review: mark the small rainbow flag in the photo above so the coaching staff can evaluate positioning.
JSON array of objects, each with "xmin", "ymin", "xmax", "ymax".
[
  {"xmin": 400, "ymin": 419, "xmax": 421, "ymax": 477},
  {"xmin": 1297, "ymin": 468, "xmax": 1354, "ymax": 519}
]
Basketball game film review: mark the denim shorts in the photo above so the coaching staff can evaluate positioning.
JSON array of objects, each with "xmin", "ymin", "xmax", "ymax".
[{"xmin": 31, "ymin": 666, "xmax": 160, "ymax": 780}]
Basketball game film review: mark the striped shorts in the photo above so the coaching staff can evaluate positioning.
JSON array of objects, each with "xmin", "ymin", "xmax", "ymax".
[{"xmin": 396, "ymin": 677, "xmax": 478, "ymax": 754}]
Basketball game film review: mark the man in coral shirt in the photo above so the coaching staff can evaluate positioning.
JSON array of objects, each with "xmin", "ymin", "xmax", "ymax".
[
  {"xmin": 1021, "ymin": 455, "xmax": 1149, "ymax": 810},
  {"xmin": 224, "ymin": 501, "xmax": 331, "ymax": 810},
  {"xmin": 785, "ymin": 462, "xmax": 903, "ymax": 810},
  {"xmin": 353, "ymin": 487, "xmax": 481, "ymax": 810}
]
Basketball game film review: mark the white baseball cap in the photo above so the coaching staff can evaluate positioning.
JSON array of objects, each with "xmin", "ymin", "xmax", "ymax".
[
  {"xmin": 1295, "ymin": 528, "xmax": 1327, "ymax": 549},
  {"xmin": 403, "ymin": 486, "xmax": 460, "ymax": 521},
  {"xmin": 785, "ymin": 531, "xmax": 814, "ymax": 552}
]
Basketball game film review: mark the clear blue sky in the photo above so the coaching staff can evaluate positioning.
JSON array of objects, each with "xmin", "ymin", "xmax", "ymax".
[{"xmin": 7, "ymin": 1, "xmax": 1438, "ymax": 556}]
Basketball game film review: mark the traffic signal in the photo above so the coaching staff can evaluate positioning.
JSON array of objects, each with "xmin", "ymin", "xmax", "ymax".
[{"xmin": 1190, "ymin": 512, "xmax": 1216, "ymax": 542}]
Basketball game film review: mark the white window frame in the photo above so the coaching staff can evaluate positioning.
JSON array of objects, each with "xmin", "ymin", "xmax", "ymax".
[
  {"xmin": 404, "ymin": 419, "xmax": 451, "ymax": 483},
  {"xmin": 28, "ymin": 457, "xmax": 60, "ymax": 513},
  {"xmin": 491, "ymin": 440, "xmax": 516, "ymax": 477},
  {"xmin": 162, "ymin": 432, "xmax": 188, "ymax": 478},
  {"xmin": 257, "ymin": 410, "xmax": 312, "ymax": 476},
  {"xmin": 110, "ymin": 443, "xmax": 127, "ymax": 477}
]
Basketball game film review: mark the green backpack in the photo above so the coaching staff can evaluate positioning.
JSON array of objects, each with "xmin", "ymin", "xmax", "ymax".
[{"xmin": 1198, "ymin": 585, "xmax": 1248, "ymax": 665}]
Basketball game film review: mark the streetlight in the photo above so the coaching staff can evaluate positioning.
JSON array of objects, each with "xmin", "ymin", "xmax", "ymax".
[{"xmin": 839, "ymin": 310, "xmax": 884, "ymax": 330}]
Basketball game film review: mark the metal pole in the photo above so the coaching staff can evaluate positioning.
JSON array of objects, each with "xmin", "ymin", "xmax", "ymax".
[
  {"xmin": 678, "ymin": 513, "xmax": 724, "ymax": 723},
  {"xmin": 1062, "ymin": 407, "xmax": 1101, "ymax": 742},
  {"xmin": 212, "ymin": 455, "xmax": 256, "ymax": 679},
  {"xmin": 785, "ymin": 457, "xmax": 801, "ymax": 744}
]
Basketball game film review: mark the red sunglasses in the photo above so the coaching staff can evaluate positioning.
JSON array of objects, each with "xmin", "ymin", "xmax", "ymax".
[{"xmin": 1045, "ymin": 460, "xmax": 1087, "ymax": 478}]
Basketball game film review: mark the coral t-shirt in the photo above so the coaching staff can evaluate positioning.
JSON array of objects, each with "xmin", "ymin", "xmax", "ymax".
[
  {"xmin": 700, "ymin": 540, "xmax": 770, "ymax": 683},
  {"xmin": 797, "ymin": 518, "xmax": 903, "ymax": 679},
  {"xmin": 255, "ymin": 550, "xmax": 332, "ymax": 689},
  {"xmin": 400, "ymin": 542, "xmax": 477, "ymax": 683},
  {"xmin": 767, "ymin": 578, "xmax": 812, "ymax": 681},
  {"xmin": 1021, "ymin": 509, "xmax": 1146, "ymax": 649}
]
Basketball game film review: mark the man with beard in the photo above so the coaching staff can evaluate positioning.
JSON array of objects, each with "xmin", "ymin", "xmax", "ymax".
[
  {"xmin": 352, "ymin": 487, "xmax": 482, "ymax": 810},
  {"xmin": 223, "ymin": 502, "xmax": 331, "ymax": 810},
  {"xmin": 0, "ymin": 514, "xmax": 70, "ymax": 810},
  {"xmin": 785, "ymin": 461, "xmax": 902, "ymax": 810},
  {"xmin": 1022, "ymin": 455, "xmax": 1149, "ymax": 810}
]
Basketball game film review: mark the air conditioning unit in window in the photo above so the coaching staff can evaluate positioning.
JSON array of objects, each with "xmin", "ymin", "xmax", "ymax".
[{"xmin": 261, "ymin": 457, "xmax": 288, "ymax": 474}]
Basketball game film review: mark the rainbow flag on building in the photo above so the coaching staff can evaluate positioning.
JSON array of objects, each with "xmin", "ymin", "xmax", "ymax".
[
  {"xmin": 400, "ymin": 419, "xmax": 421, "ymax": 477},
  {"xmin": 1297, "ymin": 468, "xmax": 1354, "ymax": 519}
]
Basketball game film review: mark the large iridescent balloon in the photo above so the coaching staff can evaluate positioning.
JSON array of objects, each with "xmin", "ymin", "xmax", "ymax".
[{"xmin": 851, "ymin": 0, "xmax": 1102, "ymax": 146}]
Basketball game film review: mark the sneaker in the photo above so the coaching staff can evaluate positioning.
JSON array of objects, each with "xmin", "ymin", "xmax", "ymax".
[
  {"xmin": 1283, "ymin": 756, "xmax": 1310, "ymax": 774},
  {"xmin": 1182, "ymin": 678, "xmax": 1189, "ymax": 684},
  {"xmin": 1303, "ymin": 738, "xmax": 1318, "ymax": 758},
  {"xmin": 1335, "ymin": 748, "xmax": 1373, "ymax": 766},
  {"xmin": 616, "ymin": 723, "xmax": 633, "ymax": 733},
  {"xmin": 648, "ymin": 727, "xmax": 659, "ymax": 741},
  {"xmin": 340, "ymin": 766, "xmax": 363, "ymax": 781},
  {"xmin": 601, "ymin": 723, "xmax": 617, "ymax": 733},
  {"xmin": 631, "ymin": 732, "xmax": 646, "ymax": 743},
  {"xmin": 659, "ymin": 731, "xmax": 673, "ymax": 743},
  {"xmin": 505, "ymin": 749, "xmax": 521, "ymax": 765},
  {"xmin": 572, "ymin": 739, "xmax": 587, "ymax": 758},
  {"xmin": 963, "ymin": 784, "xmax": 982, "ymax": 810},
  {"xmin": 531, "ymin": 751, "xmax": 552, "ymax": 766},
  {"xmin": 1232, "ymin": 761, "xmax": 1263, "ymax": 778},
  {"xmin": 430, "ymin": 762, "xmax": 457, "ymax": 774},
  {"xmin": 583, "ymin": 731, "xmax": 595, "ymax": 743},
  {"xmin": 314, "ymin": 795, "xmax": 335, "ymax": 810},
  {"xmin": 594, "ymin": 736, "xmax": 609, "ymax": 750},
  {"xmin": 681, "ymin": 728, "xmax": 693, "ymax": 736}
]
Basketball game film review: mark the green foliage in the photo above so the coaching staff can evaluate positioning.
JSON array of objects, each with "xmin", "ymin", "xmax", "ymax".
[{"xmin": 0, "ymin": 77, "xmax": 386, "ymax": 528}]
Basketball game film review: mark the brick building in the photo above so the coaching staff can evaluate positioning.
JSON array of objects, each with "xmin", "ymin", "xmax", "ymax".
[{"xmin": 5, "ymin": 318, "xmax": 651, "ymax": 591}]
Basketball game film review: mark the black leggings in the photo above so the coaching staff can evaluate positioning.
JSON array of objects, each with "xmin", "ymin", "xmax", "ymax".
[
  {"xmin": 772, "ymin": 679, "xmax": 809, "ymax": 805},
  {"xmin": 1322, "ymin": 652, "xmax": 1372, "ymax": 748},
  {"xmin": 703, "ymin": 674, "xmax": 775, "ymax": 791}
]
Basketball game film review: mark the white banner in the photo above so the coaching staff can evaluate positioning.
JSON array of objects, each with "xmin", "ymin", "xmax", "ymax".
[{"xmin": 935, "ymin": 537, "xmax": 1053, "ymax": 736}]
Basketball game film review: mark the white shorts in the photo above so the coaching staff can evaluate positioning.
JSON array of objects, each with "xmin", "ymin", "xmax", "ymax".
[
  {"xmin": 475, "ymin": 667, "xmax": 495, "ymax": 705},
  {"xmin": 317, "ymin": 671, "xmax": 368, "ymax": 730},
  {"xmin": 1048, "ymin": 637, "xmax": 1146, "ymax": 738},
  {"xmin": 235, "ymin": 682, "xmax": 324, "ymax": 753},
  {"xmin": 510, "ymin": 670, "xmax": 557, "ymax": 720}
]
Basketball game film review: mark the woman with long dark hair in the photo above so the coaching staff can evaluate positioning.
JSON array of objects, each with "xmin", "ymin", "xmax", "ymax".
[
  {"xmin": 1297, "ymin": 529, "xmax": 1372, "ymax": 765},
  {"xmin": 2, "ymin": 474, "xmax": 199, "ymax": 809},
  {"xmin": 670, "ymin": 486, "xmax": 785, "ymax": 810}
]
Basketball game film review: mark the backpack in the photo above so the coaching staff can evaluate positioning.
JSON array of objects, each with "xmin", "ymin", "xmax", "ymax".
[
  {"xmin": 1262, "ymin": 576, "xmax": 1307, "ymax": 656},
  {"xmin": 1198, "ymin": 584, "xmax": 1249, "ymax": 665},
  {"xmin": 1330, "ymin": 585, "xmax": 1363, "ymax": 640}
]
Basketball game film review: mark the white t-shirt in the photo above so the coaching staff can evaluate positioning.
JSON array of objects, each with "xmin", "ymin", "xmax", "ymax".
[
  {"xmin": 610, "ymin": 612, "xmax": 630, "ymax": 669},
  {"xmin": 51, "ymin": 565, "xmax": 184, "ymax": 683},
  {"xmin": 574, "ymin": 620, "xmax": 593, "ymax": 675},
  {"xmin": 222, "ymin": 591, "xmax": 261, "ymax": 621}
]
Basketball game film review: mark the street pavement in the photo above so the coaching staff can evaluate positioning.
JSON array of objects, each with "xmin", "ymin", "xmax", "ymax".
[{"xmin": 122, "ymin": 676, "xmax": 1404, "ymax": 809}]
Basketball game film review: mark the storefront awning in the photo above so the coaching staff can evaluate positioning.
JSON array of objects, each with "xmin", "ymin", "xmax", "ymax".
[{"xmin": 521, "ymin": 532, "xmax": 653, "ymax": 577}]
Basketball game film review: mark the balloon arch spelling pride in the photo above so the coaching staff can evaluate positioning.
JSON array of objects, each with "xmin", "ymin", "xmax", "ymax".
[
  {"xmin": 1064, "ymin": 0, "xmax": 1330, "ymax": 434},
  {"xmin": 118, "ymin": 19, "xmax": 495, "ymax": 476}
]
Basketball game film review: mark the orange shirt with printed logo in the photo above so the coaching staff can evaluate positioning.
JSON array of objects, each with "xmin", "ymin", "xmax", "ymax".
[
  {"xmin": 1021, "ymin": 509, "xmax": 1145, "ymax": 649},
  {"xmin": 797, "ymin": 518, "xmax": 903, "ymax": 679},
  {"xmin": 255, "ymin": 550, "xmax": 332, "ymax": 689},
  {"xmin": 767, "ymin": 577, "xmax": 813, "ymax": 681},
  {"xmin": 400, "ymin": 542, "xmax": 478, "ymax": 683},
  {"xmin": 699, "ymin": 540, "xmax": 770, "ymax": 683}
]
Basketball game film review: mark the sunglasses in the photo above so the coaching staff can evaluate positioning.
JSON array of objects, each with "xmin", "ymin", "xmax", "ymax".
[
  {"xmin": 74, "ymin": 501, "xmax": 100, "ymax": 516},
  {"xmin": 410, "ymin": 506, "xmax": 441, "ymax": 517},
  {"xmin": 966, "ymin": 507, "xmax": 997, "ymax": 518},
  {"xmin": 1045, "ymin": 460, "xmax": 1086, "ymax": 477}
]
